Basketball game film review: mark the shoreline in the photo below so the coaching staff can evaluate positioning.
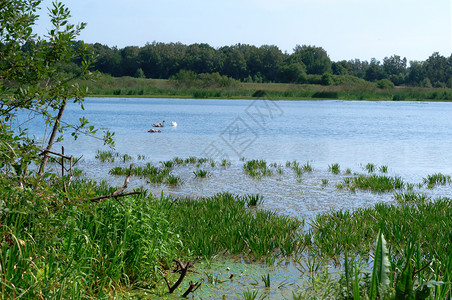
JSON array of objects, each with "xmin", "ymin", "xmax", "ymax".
[{"xmin": 85, "ymin": 93, "xmax": 452, "ymax": 102}]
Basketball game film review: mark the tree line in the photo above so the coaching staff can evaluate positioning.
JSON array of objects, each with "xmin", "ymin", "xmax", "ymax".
[{"xmin": 82, "ymin": 42, "xmax": 452, "ymax": 87}]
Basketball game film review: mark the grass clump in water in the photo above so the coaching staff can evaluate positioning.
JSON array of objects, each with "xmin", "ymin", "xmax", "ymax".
[
  {"xmin": 364, "ymin": 163, "xmax": 375, "ymax": 173},
  {"xmin": 95, "ymin": 149, "xmax": 119, "ymax": 162},
  {"xmin": 243, "ymin": 159, "xmax": 272, "ymax": 177},
  {"xmin": 339, "ymin": 174, "xmax": 404, "ymax": 192},
  {"xmin": 194, "ymin": 169, "xmax": 209, "ymax": 178},
  {"xmin": 329, "ymin": 163, "xmax": 340, "ymax": 174},
  {"xmin": 302, "ymin": 161, "xmax": 313, "ymax": 172},
  {"xmin": 423, "ymin": 173, "xmax": 451, "ymax": 188}
]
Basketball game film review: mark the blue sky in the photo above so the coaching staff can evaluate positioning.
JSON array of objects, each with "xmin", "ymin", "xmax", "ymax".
[{"xmin": 35, "ymin": 0, "xmax": 451, "ymax": 62}]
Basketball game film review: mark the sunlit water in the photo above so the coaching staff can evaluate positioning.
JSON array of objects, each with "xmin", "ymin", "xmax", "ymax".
[
  {"xmin": 17, "ymin": 97, "xmax": 452, "ymax": 298},
  {"xmin": 20, "ymin": 97, "xmax": 452, "ymax": 218}
]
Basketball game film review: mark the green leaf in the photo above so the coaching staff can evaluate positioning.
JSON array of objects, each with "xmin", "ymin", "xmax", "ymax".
[
  {"xmin": 370, "ymin": 232, "xmax": 391, "ymax": 299},
  {"xmin": 395, "ymin": 260, "xmax": 414, "ymax": 299}
]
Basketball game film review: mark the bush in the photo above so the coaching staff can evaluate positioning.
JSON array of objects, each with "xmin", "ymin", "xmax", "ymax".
[
  {"xmin": 376, "ymin": 79, "xmax": 395, "ymax": 89},
  {"xmin": 321, "ymin": 72, "xmax": 333, "ymax": 86}
]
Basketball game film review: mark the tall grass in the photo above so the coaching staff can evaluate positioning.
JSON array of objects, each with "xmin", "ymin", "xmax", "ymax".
[
  {"xmin": 79, "ymin": 74, "xmax": 452, "ymax": 101},
  {"xmin": 154, "ymin": 192, "xmax": 303, "ymax": 260},
  {"xmin": 0, "ymin": 177, "xmax": 180, "ymax": 298}
]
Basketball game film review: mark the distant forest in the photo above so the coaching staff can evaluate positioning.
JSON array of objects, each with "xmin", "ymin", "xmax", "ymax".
[{"xmin": 79, "ymin": 42, "xmax": 452, "ymax": 87}]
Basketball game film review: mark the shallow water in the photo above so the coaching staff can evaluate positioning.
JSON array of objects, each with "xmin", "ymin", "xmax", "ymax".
[
  {"xmin": 24, "ymin": 97, "xmax": 452, "ymax": 219},
  {"xmin": 21, "ymin": 97, "xmax": 452, "ymax": 298}
]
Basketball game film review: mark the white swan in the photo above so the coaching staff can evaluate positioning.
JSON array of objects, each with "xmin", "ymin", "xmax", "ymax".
[{"xmin": 171, "ymin": 122, "xmax": 177, "ymax": 127}]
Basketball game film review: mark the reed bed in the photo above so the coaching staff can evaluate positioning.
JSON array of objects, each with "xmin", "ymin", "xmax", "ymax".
[{"xmin": 154, "ymin": 192, "xmax": 303, "ymax": 260}]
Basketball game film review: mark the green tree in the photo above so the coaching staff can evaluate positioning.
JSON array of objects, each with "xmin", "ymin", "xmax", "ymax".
[
  {"xmin": 383, "ymin": 55, "xmax": 407, "ymax": 85},
  {"xmin": 424, "ymin": 52, "xmax": 448, "ymax": 84},
  {"xmin": 406, "ymin": 61, "xmax": 426, "ymax": 86},
  {"xmin": 277, "ymin": 62, "xmax": 306, "ymax": 83},
  {"xmin": 365, "ymin": 58, "xmax": 384, "ymax": 82},
  {"xmin": 292, "ymin": 45, "xmax": 332, "ymax": 75},
  {"xmin": 1, "ymin": 0, "xmax": 113, "ymax": 176}
]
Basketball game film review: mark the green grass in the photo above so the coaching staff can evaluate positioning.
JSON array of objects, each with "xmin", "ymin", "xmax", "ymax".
[
  {"xmin": 329, "ymin": 163, "xmax": 340, "ymax": 174},
  {"xmin": 79, "ymin": 74, "xmax": 452, "ymax": 101},
  {"xmin": 306, "ymin": 198, "xmax": 452, "ymax": 298},
  {"xmin": 302, "ymin": 161, "xmax": 313, "ymax": 172},
  {"xmin": 95, "ymin": 150, "xmax": 119, "ymax": 162},
  {"xmin": 242, "ymin": 194, "xmax": 264, "ymax": 207},
  {"xmin": 379, "ymin": 165, "xmax": 388, "ymax": 173},
  {"xmin": 243, "ymin": 159, "xmax": 272, "ymax": 177},
  {"xmin": 393, "ymin": 191, "xmax": 431, "ymax": 204},
  {"xmin": 423, "ymin": 173, "xmax": 451, "ymax": 188},
  {"xmin": 193, "ymin": 169, "xmax": 209, "ymax": 178},
  {"xmin": 155, "ymin": 192, "xmax": 303, "ymax": 260},
  {"xmin": 364, "ymin": 163, "xmax": 375, "ymax": 173},
  {"xmin": 338, "ymin": 174, "xmax": 404, "ymax": 192},
  {"xmin": 165, "ymin": 174, "xmax": 181, "ymax": 185}
]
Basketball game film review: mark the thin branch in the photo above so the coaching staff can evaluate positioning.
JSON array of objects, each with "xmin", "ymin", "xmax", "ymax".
[
  {"xmin": 83, "ymin": 165, "xmax": 140, "ymax": 205},
  {"xmin": 87, "ymin": 191, "xmax": 142, "ymax": 203},
  {"xmin": 182, "ymin": 281, "xmax": 202, "ymax": 298}
]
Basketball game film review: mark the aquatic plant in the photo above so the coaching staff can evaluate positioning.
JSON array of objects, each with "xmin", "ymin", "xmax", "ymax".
[
  {"xmin": 293, "ymin": 165, "xmax": 303, "ymax": 177},
  {"xmin": 161, "ymin": 160, "xmax": 174, "ymax": 168},
  {"xmin": 172, "ymin": 157, "xmax": 185, "ymax": 165},
  {"xmin": 305, "ymin": 197, "xmax": 452, "ymax": 298},
  {"xmin": 393, "ymin": 191, "xmax": 430, "ymax": 204},
  {"xmin": 423, "ymin": 173, "xmax": 451, "ymax": 188},
  {"xmin": 345, "ymin": 168, "xmax": 352, "ymax": 175},
  {"xmin": 379, "ymin": 165, "xmax": 388, "ymax": 173},
  {"xmin": 242, "ymin": 194, "xmax": 264, "ymax": 207},
  {"xmin": 339, "ymin": 174, "xmax": 404, "ymax": 192},
  {"xmin": 220, "ymin": 159, "xmax": 231, "ymax": 167},
  {"xmin": 243, "ymin": 159, "xmax": 272, "ymax": 177},
  {"xmin": 365, "ymin": 163, "xmax": 375, "ymax": 173},
  {"xmin": 197, "ymin": 157, "xmax": 209, "ymax": 164},
  {"xmin": 95, "ymin": 150, "xmax": 118, "ymax": 163},
  {"xmin": 193, "ymin": 169, "xmax": 209, "ymax": 178},
  {"xmin": 329, "ymin": 163, "xmax": 340, "ymax": 174},
  {"xmin": 154, "ymin": 192, "xmax": 303, "ymax": 260},
  {"xmin": 165, "ymin": 174, "xmax": 181, "ymax": 185},
  {"xmin": 262, "ymin": 273, "xmax": 271, "ymax": 288},
  {"xmin": 321, "ymin": 179, "xmax": 329, "ymax": 186},
  {"xmin": 241, "ymin": 289, "xmax": 259, "ymax": 300},
  {"xmin": 185, "ymin": 156, "xmax": 197, "ymax": 164},
  {"xmin": 302, "ymin": 161, "xmax": 313, "ymax": 172}
]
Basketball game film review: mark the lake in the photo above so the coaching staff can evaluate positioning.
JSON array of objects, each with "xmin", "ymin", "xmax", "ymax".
[{"xmin": 20, "ymin": 97, "xmax": 452, "ymax": 219}]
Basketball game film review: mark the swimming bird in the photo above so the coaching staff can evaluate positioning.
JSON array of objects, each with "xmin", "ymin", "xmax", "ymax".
[
  {"xmin": 171, "ymin": 121, "xmax": 177, "ymax": 127},
  {"xmin": 152, "ymin": 120, "xmax": 165, "ymax": 127},
  {"xmin": 147, "ymin": 129, "xmax": 161, "ymax": 133}
]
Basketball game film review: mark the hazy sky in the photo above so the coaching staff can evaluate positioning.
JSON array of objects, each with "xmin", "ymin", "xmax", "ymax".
[{"xmin": 35, "ymin": 0, "xmax": 451, "ymax": 62}]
